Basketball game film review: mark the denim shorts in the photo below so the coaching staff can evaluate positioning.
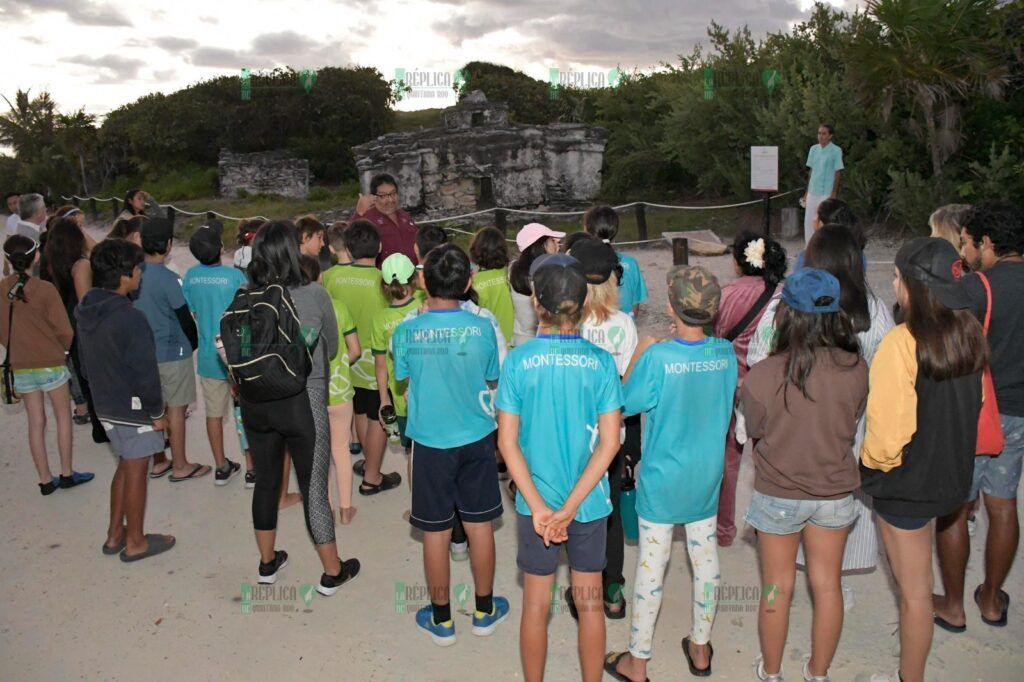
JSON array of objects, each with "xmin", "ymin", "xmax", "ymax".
[
  {"xmin": 13, "ymin": 365, "xmax": 70, "ymax": 394},
  {"xmin": 970, "ymin": 414, "xmax": 1024, "ymax": 501},
  {"xmin": 745, "ymin": 490, "xmax": 857, "ymax": 535}
]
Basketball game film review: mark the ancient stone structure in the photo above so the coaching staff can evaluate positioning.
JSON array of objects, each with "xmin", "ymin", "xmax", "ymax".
[
  {"xmin": 218, "ymin": 150, "xmax": 309, "ymax": 198},
  {"xmin": 352, "ymin": 92, "xmax": 607, "ymax": 215}
]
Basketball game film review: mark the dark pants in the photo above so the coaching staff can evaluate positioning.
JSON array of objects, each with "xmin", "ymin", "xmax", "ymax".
[
  {"xmin": 604, "ymin": 413, "xmax": 642, "ymax": 593},
  {"xmin": 70, "ymin": 340, "xmax": 108, "ymax": 444},
  {"xmin": 241, "ymin": 391, "xmax": 317, "ymax": 539}
]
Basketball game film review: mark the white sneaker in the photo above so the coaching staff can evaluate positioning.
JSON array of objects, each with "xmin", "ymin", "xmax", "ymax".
[
  {"xmin": 450, "ymin": 541, "xmax": 469, "ymax": 561},
  {"xmin": 754, "ymin": 654, "xmax": 784, "ymax": 681},
  {"xmin": 841, "ymin": 580, "xmax": 855, "ymax": 612},
  {"xmin": 854, "ymin": 672, "xmax": 899, "ymax": 682},
  {"xmin": 802, "ymin": 656, "xmax": 830, "ymax": 681}
]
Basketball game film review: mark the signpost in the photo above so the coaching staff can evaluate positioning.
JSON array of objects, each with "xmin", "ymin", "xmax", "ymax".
[{"xmin": 751, "ymin": 146, "xmax": 779, "ymax": 236}]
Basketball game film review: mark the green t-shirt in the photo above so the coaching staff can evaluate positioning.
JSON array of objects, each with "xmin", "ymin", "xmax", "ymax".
[
  {"xmin": 370, "ymin": 297, "xmax": 422, "ymax": 416},
  {"xmin": 473, "ymin": 267, "xmax": 514, "ymax": 344},
  {"xmin": 327, "ymin": 299, "xmax": 358, "ymax": 406},
  {"xmin": 323, "ymin": 263, "xmax": 386, "ymax": 390}
]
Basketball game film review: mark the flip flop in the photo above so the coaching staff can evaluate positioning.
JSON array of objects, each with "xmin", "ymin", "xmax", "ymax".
[
  {"xmin": 352, "ymin": 459, "xmax": 366, "ymax": 477},
  {"xmin": 102, "ymin": 537, "xmax": 126, "ymax": 556},
  {"xmin": 974, "ymin": 585, "xmax": 1009, "ymax": 627},
  {"xmin": 603, "ymin": 652, "xmax": 648, "ymax": 682},
  {"xmin": 119, "ymin": 534, "xmax": 176, "ymax": 563},
  {"xmin": 933, "ymin": 613, "xmax": 966, "ymax": 633},
  {"xmin": 168, "ymin": 463, "xmax": 211, "ymax": 483},
  {"xmin": 149, "ymin": 462, "xmax": 173, "ymax": 479},
  {"xmin": 682, "ymin": 636, "xmax": 713, "ymax": 677}
]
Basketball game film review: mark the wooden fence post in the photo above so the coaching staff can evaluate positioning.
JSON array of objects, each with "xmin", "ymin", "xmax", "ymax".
[
  {"xmin": 672, "ymin": 238, "xmax": 689, "ymax": 265},
  {"xmin": 634, "ymin": 204, "xmax": 648, "ymax": 241},
  {"xmin": 111, "ymin": 198, "xmax": 119, "ymax": 221},
  {"xmin": 166, "ymin": 207, "xmax": 176, "ymax": 228},
  {"xmin": 89, "ymin": 198, "xmax": 98, "ymax": 219},
  {"xmin": 495, "ymin": 209, "xmax": 508, "ymax": 237}
]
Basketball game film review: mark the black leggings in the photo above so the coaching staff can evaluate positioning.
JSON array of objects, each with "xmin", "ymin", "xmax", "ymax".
[
  {"xmin": 241, "ymin": 390, "xmax": 334, "ymax": 545},
  {"xmin": 604, "ymin": 413, "xmax": 642, "ymax": 591}
]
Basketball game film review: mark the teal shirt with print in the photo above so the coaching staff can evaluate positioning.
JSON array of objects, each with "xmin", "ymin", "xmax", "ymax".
[
  {"xmin": 393, "ymin": 308, "xmax": 500, "ymax": 449},
  {"xmin": 618, "ymin": 251, "xmax": 648, "ymax": 313},
  {"xmin": 806, "ymin": 142, "xmax": 844, "ymax": 197},
  {"xmin": 181, "ymin": 263, "xmax": 247, "ymax": 379},
  {"xmin": 623, "ymin": 337, "xmax": 737, "ymax": 524},
  {"xmin": 496, "ymin": 334, "xmax": 623, "ymax": 523}
]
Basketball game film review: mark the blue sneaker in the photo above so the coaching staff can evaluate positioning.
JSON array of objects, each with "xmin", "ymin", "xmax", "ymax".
[
  {"xmin": 472, "ymin": 596, "xmax": 510, "ymax": 636},
  {"xmin": 415, "ymin": 605, "xmax": 456, "ymax": 647},
  {"xmin": 59, "ymin": 471, "xmax": 95, "ymax": 489}
]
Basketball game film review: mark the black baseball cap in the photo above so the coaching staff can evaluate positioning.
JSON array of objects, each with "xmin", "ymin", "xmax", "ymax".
[
  {"xmin": 568, "ymin": 237, "xmax": 619, "ymax": 284},
  {"xmin": 189, "ymin": 225, "xmax": 223, "ymax": 265},
  {"xmin": 529, "ymin": 253, "xmax": 588, "ymax": 315},
  {"xmin": 141, "ymin": 216, "xmax": 174, "ymax": 245},
  {"xmin": 895, "ymin": 237, "xmax": 971, "ymax": 309}
]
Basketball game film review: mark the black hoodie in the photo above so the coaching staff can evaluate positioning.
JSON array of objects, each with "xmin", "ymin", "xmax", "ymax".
[{"xmin": 76, "ymin": 288, "xmax": 165, "ymax": 427}]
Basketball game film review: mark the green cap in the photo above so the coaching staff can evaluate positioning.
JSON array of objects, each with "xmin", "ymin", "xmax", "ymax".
[
  {"xmin": 381, "ymin": 253, "xmax": 416, "ymax": 285},
  {"xmin": 667, "ymin": 265, "xmax": 721, "ymax": 325}
]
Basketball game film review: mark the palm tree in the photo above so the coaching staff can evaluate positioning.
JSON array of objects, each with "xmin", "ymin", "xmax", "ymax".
[
  {"xmin": 57, "ymin": 110, "xmax": 97, "ymax": 195},
  {"xmin": 847, "ymin": 0, "xmax": 1009, "ymax": 176}
]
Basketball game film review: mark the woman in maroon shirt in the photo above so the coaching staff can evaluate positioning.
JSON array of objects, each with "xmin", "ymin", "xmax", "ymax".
[{"xmin": 354, "ymin": 173, "xmax": 419, "ymax": 266}]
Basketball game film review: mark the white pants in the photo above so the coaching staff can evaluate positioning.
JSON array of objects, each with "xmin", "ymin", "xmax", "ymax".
[
  {"xmin": 628, "ymin": 515, "xmax": 720, "ymax": 659},
  {"xmin": 804, "ymin": 192, "xmax": 827, "ymax": 244}
]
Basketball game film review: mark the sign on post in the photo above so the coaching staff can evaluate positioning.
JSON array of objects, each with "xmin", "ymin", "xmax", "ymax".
[{"xmin": 750, "ymin": 146, "xmax": 779, "ymax": 192}]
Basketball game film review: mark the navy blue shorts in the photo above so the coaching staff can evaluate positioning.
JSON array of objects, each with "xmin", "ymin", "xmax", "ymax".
[
  {"xmin": 409, "ymin": 432, "xmax": 503, "ymax": 532},
  {"xmin": 517, "ymin": 513, "xmax": 607, "ymax": 576}
]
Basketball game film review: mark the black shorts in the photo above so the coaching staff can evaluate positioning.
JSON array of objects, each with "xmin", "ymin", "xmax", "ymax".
[
  {"xmin": 877, "ymin": 510, "xmax": 932, "ymax": 530},
  {"xmin": 409, "ymin": 432, "xmax": 503, "ymax": 532},
  {"xmin": 353, "ymin": 387, "xmax": 381, "ymax": 419}
]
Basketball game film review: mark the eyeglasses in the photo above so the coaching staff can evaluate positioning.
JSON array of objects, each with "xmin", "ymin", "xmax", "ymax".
[{"xmin": 375, "ymin": 191, "xmax": 398, "ymax": 200}]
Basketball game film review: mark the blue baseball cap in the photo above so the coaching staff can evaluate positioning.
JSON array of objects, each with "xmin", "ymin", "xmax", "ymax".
[{"xmin": 781, "ymin": 268, "xmax": 841, "ymax": 314}]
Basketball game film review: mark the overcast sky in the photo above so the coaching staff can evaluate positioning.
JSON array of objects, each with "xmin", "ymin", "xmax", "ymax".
[{"xmin": 1, "ymin": 0, "xmax": 853, "ymax": 119}]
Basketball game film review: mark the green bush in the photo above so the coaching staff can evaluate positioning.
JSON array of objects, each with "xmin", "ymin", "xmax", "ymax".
[
  {"xmin": 307, "ymin": 186, "xmax": 332, "ymax": 201},
  {"xmin": 886, "ymin": 170, "xmax": 955, "ymax": 235}
]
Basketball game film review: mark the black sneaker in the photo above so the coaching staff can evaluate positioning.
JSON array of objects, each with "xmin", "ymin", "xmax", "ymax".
[
  {"xmin": 258, "ymin": 550, "xmax": 288, "ymax": 584},
  {"xmin": 215, "ymin": 459, "xmax": 241, "ymax": 486},
  {"xmin": 317, "ymin": 558, "xmax": 360, "ymax": 596},
  {"xmin": 244, "ymin": 470, "xmax": 256, "ymax": 489},
  {"xmin": 39, "ymin": 476, "xmax": 59, "ymax": 496}
]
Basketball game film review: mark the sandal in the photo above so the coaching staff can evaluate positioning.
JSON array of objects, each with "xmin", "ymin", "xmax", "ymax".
[
  {"xmin": 605, "ymin": 583, "xmax": 627, "ymax": 619},
  {"xmin": 120, "ymin": 534, "xmax": 176, "ymax": 562},
  {"xmin": 359, "ymin": 472, "xmax": 401, "ymax": 495},
  {"xmin": 168, "ymin": 463, "xmax": 211, "ymax": 483},
  {"xmin": 682, "ymin": 636, "xmax": 713, "ymax": 677},
  {"xmin": 73, "ymin": 412, "xmax": 91, "ymax": 425},
  {"xmin": 603, "ymin": 652, "xmax": 649, "ymax": 682},
  {"xmin": 102, "ymin": 537, "xmax": 126, "ymax": 556},
  {"xmin": 975, "ymin": 584, "xmax": 1010, "ymax": 627},
  {"xmin": 149, "ymin": 462, "xmax": 174, "ymax": 479}
]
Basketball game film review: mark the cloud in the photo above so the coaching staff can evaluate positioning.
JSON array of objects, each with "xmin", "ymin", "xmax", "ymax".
[
  {"xmin": 59, "ymin": 54, "xmax": 146, "ymax": 82},
  {"xmin": 430, "ymin": 0, "xmax": 807, "ymax": 69},
  {"xmin": 184, "ymin": 32, "xmax": 353, "ymax": 71},
  {"xmin": 0, "ymin": 0, "xmax": 131, "ymax": 27}
]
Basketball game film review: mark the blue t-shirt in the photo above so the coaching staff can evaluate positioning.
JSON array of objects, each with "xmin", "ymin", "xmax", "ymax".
[
  {"xmin": 132, "ymin": 262, "xmax": 192, "ymax": 364},
  {"xmin": 496, "ymin": 334, "xmax": 623, "ymax": 522},
  {"xmin": 806, "ymin": 142, "xmax": 844, "ymax": 197},
  {"xmin": 181, "ymin": 264, "xmax": 246, "ymax": 379},
  {"xmin": 393, "ymin": 308, "xmax": 500, "ymax": 449},
  {"xmin": 623, "ymin": 338, "xmax": 737, "ymax": 524},
  {"xmin": 618, "ymin": 251, "xmax": 648, "ymax": 314}
]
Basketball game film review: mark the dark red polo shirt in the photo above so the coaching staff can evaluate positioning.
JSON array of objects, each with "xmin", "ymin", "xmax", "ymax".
[{"xmin": 357, "ymin": 206, "xmax": 418, "ymax": 266}]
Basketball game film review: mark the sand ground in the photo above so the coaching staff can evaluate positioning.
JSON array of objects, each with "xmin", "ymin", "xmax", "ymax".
[{"xmin": 0, "ymin": 229, "xmax": 1020, "ymax": 681}]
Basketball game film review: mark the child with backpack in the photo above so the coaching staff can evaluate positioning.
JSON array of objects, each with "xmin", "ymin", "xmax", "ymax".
[
  {"xmin": 1, "ymin": 235, "xmax": 93, "ymax": 495},
  {"xmin": 222, "ymin": 221, "xmax": 359, "ymax": 595},
  {"xmin": 181, "ymin": 224, "xmax": 244, "ymax": 485},
  {"xmin": 323, "ymin": 220, "xmax": 400, "ymax": 495},
  {"xmin": 392, "ymin": 244, "xmax": 508, "ymax": 646},
  {"xmin": 740, "ymin": 268, "xmax": 868, "ymax": 682},
  {"xmin": 469, "ymin": 227, "xmax": 514, "ymax": 344},
  {"xmin": 496, "ymin": 252, "xmax": 623, "ymax": 682},
  {"xmin": 605, "ymin": 265, "xmax": 737, "ymax": 681}
]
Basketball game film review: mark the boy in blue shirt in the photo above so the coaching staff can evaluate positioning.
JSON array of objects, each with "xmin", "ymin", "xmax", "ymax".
[
  {"xmin": 392, "ymin": 243, "xmax": 508, "ymax": 646},
  {"xmin": 496, "ymin": 253, "xmax": 623, "ymax": 682},
  {"xmin": 606, "ymin": 265, "xmax": 737, "ymax": 682},
  {"xmin": 181, "ymin": 225, "xmax": 245, "ymax": 485}
]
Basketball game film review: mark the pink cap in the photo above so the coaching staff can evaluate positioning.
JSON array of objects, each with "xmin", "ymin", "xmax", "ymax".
[{"xmin": 515, "ymin": 223, "xmax": 566, "ymax": 252}]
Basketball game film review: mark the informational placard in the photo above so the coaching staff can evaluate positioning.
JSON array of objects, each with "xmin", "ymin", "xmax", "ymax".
[{"xmin": 750, "ymin": 146, "xmax": 779, "ymax": 192}]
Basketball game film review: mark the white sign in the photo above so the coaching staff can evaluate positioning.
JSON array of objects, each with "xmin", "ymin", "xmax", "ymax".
[{"xmin": 750, "ymin": 146, "xmax": 779, "ymax": 192}]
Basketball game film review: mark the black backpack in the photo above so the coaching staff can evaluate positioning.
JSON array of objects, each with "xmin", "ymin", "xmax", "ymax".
[{"xmin": 220, "ymin": 284, "xmax": 312, "ymax": 402}]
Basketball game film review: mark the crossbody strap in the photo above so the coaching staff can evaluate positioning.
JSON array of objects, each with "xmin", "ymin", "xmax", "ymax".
[
  {"xmin": 977, "ymin": 272, "xmax": 992, "ymax": 335},
  {"xmin": 724, "ymin": 284, "xmax": 776, "ymax": 342},
  {"xmin": 3, "ymin": 288, "xmax": 15, "ymax": 371}
]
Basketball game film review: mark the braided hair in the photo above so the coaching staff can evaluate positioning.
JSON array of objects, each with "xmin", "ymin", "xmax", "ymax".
[{"xmin": 3, "ymin": 235, "xmax": 37, "ymax": 302}]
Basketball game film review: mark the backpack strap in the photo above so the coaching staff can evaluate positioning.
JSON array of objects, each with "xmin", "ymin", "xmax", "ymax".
[{"xmin": 724, "ymin": 283, "xmax": 776, "ymax": 342}]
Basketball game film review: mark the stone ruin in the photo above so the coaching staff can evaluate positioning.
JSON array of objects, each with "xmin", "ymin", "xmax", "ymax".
[
  {"xmin": 218, "ymin": 150, "xmax": 309, "ymax": 198},
  {"xmin": 352, "ymin": 91, "xmax": 607, "ymax": 216}
]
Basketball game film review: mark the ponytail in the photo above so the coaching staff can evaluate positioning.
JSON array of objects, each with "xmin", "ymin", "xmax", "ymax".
[{"xmin": 3, "ymin": 235, "xmax": 36, "ymax": 302}]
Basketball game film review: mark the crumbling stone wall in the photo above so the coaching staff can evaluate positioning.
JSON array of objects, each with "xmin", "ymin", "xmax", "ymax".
[{"xmin": 219, "ymin": 150, "xmax": 309, "ymax": 198}]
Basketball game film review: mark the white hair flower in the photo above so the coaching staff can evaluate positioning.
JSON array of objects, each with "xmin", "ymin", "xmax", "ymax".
[{"xmin": 744, "ymin": 238, "xmax": 766, "ymax": 270}]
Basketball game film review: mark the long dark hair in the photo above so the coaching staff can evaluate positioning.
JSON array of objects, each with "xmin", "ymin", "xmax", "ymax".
[
  {"xmin": 3, "ymin": 235, "xmax": 37, "ymax": 302},
  {"xmin": 123, "ymin": 189, "xmax": 145, "ymax": 215},
  {"xmin": 43, "ymin": 217, "xmax": 86, "ymax": 305},
  {"xmin": 805, "ymin": 225, "xmax": 871, "ymax": 333},
  {"xmin": 249, "ymin": 221, "xmax": 307, "ymax": 288},
  {"xmin": 900, "ymin": 273, "xmax": 987, "ymax": 380},
  {"xmin": 509, "ymin": 237, "xmax": 551, "ymax": 296},
  {"xmin": 771, "ymin": 302, "xmax": 860, "ymax": 406},
  {"xmin": 733, "ymin": 231, "xmax": 787, "ymax": 287}
]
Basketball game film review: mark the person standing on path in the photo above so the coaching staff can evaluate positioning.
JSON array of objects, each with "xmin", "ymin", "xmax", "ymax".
[
  {"xmin": 354, "ymin": 173, "xmax": 418, "ymax": 266},
  {"xmin": 802, "ymin": 124, "xmax": 844, "ymax": 244}
]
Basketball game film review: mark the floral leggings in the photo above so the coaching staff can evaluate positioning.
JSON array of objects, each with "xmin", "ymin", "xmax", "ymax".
[{"xmin": 628, "ymin": 515, "xmax": 720, "ymax": 659}]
